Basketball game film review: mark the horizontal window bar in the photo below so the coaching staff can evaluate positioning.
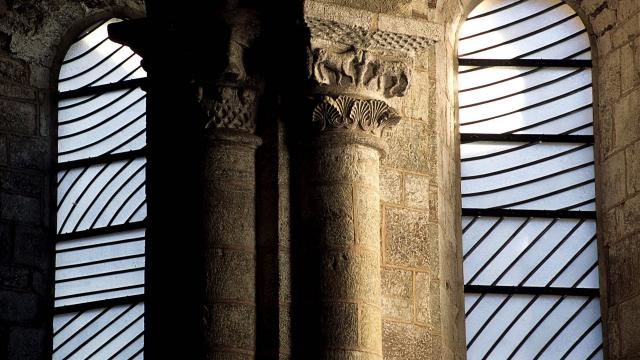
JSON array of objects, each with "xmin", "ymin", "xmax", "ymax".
[
  {"xmin": 53, "ymin": 294, "xmax": 145, "ymax": 314},
  {"xmin": 462, "ymin": 208, "xmax": 596, "ymax": 219},
  {"xmin": 57, "ymin": 78, "xmax": 147, "ymax": 100},
  {"xmin": 465, "ymin": 285, "xmax": 599, "ymax": 297},
  {"xmin": 461, "ymin": 133, "xmax": 593, "ymax": 144},
  {"xmin": 56, "ymin": 220, "xmax": 146, "ymax": 242},
  {"xmin": 55, "ymin": 148, "xmax": 147, "ymax": 170},
  {"xmin": 458, "ymin": 58, "xmax": 592, "ymax": 68}
]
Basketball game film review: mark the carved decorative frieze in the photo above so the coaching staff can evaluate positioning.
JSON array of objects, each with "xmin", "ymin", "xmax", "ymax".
[
  {"xmin": 311, "ymin": 95, "xmax": 401, "ymax": 137},
  {"xmin": 307, "ymin": 18, "xmax": 435, "ymax": 53},
  {"xmin": 312, "ymin": 46, "xmax": 410, "ymax": 98},
  {"xmin": 199, "ymin": 86, "xmax": 258, "ymax": 133}
]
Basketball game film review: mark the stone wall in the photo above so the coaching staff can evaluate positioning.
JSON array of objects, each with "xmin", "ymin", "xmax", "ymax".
[{"xmin": 0, "ymin": 1, "xmax": 143, "ymax": 359}]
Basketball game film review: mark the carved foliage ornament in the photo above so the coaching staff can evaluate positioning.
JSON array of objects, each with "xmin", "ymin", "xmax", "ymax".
[
  {"xmin": 312, "ymin": 47, "xmax": 410, "ymax": 98},
  {"xmin": 199, "ymin": 86, "xmax": 258, "ymax": 133},
  {"xmin": 312, "ymin": 95, "xmax": 401, "ymax": 136}
]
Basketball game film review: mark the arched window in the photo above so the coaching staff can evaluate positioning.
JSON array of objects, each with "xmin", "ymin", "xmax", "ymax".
[
  {"xmin": 458, "ymin": 0, "xmax": 603, "ymax": 358},
  {"xmin": 51, "ymin": 18, "xmax": 147, "ymax": 359}
]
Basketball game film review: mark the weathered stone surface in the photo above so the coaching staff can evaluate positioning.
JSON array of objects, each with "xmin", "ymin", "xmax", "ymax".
[
  {"xmin": 207, "ymin": 303, "xmax": 256, "ymax": 350},
  {"xmin": 320, "ymin": 248, "xmax": 381, "ymax": 302},
  {"xmin": 380, "ymin": 167, "xmax": 402, "ymax": 204},
  {"xmin": 608, "ymin": 234, "xmax": 640, "ymax": 305},
  {"xmin": 205, "ymin": 248, "xmax": 256, "ymax": 301},
  {"xmin": 0, "ymin": 291, "xmax": 39, "ymax": 323},
  {"xmin": 382, "ymin": 320, "xmax": 432, "ymax": 360},
  {"xmin": 313, "ymin": 0, "xmax": 411, "ymax": 15},
  {"xmin": 384, "ymin": 207, "xmax": 437, "ymax": 269},
  {"xmin": 7, "ymin": 327, "xmax": 45, "ymax": 360},
  {"xmin": 625, "ymin": 140, "xmax": 640, "ymax": 195},
  {"xmin": 602, "ymin": 150, "xmax": 626, "ymax": 209},
  {"xmin": 382, "ymin": 119, "xmax": 430, "ymax": 173},
  {"xmin": 7, "ymin": 136, "xmax": 47, "ymax": 170},
  {"xmin": 0, "ymin": 194, "xmax": 40, "ymax": 224},
  {"xmin": 321, "ymin": 302, "xmax": 359, "ymax": 348},
  {"xmin": 0, "ymin": 171, "xmax": 41, "ymax": 197},
  {"xmin": 405, "ymin": 173, "xmax": 429, "ymax": 209},
  {"xmin": 0, "ymin": 100, "xmax": 36, "ymax": 135},
  {"xmin": 381, "ymin": 267, "xmax": 413, "ymax": 321}
]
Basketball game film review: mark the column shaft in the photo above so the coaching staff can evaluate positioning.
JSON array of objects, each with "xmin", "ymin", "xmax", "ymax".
[
  {"xmin": 203, "ymin": 129, "xmax": 261, "ymax": 359},
  {"xmin": 304, "ymin": 131, "xmax": 385, "ymax": 359}
]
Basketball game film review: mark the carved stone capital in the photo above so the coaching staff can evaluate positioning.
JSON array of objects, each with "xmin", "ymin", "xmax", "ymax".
[
  {"xmin": 311, "ymin": 46, "xmax": 411, "ymax": 99},
  {"xmin": 311, "ymin": 95, "xmax": 400, "ymax": 137},
  {"xmin": 199, "ymin": 85, "xmax": 259, "ymax": 134}
]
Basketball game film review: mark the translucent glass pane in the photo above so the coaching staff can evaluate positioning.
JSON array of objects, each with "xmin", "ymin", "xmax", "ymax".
[
  {"xmin": 460, "ymin": 0, "xmax": 590, "ymax": 60},
  {"xmin": 52, "ymin": 302, "xmax": 144, "ymax": 360},
  {"xmin": 465, "ymin": 294, "xmax": 602, "ymax": 360},
  {"xmin": 58, "ymin": 19, "xmax": 146, "ymax": 92},
  {"xmin": 57, "ymin": 88, "xmax": 147, "ymax": 163},
  {"xmin": 56, "ymin": 158, "xmax": 147, "ymax": 234},
  {"xmin": 461, "ymin": 142, "xmax": 595, "ymax": 210},
  {"xmin": 462, "ymin": 216, "xmax": 598, "ymax": 287},
  {"xmin": 54, "ymin": 229, "xmax": 145, "ymax": 307},
  {"xmin": 459, "ymin": 67, "xmax": 593, "ymax": 135}
]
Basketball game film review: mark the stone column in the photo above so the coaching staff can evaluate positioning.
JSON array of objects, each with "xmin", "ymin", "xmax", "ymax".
[
  {"xmin": 303, "ymin": 95, "xmax": 401, "ymax": 359},
  {"xmin": 197, "ymin": 6, "xmax": 263, "ymax": 359},
  {"xmin": 199, "ymin": 84, "xmax": 261, "ymax": 359}
]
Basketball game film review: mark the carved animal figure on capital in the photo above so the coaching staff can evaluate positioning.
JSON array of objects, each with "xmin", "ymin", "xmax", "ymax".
[
  {"xmin": 312, "ymin": 46, "xmax": 410, "ymax": 98},
  {"xmin": 313, "ymin": 47, "xmax": 366, "ymax": 86}
]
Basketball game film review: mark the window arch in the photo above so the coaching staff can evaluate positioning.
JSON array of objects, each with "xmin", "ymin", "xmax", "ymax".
[
  {"xmin": 51, "ymin": 18, "xmax": 147, "ymax": 359},
  {"xmin": 457, "ymin": 0, "xmax": 603, "ymax": 359}
]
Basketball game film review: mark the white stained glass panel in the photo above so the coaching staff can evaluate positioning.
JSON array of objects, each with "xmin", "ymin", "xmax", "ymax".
[
  {"xmin": 57, "ymin": 88, "xmax": 147, "ymax": 163},
  {"xmin": 54, "ymin": 229, "xmax": 145, "ymax": 307},
  {"xmin": 459, "ymin": 0, "xmax": 590, "ymax": 60},
  {"xmin": 465, "ymin": 294, "xmax": 602, "ymax": 360},
  {"xmin": 52, "ymin": 303, "xmax": 144, "ymax": 360},
  {"xmin": 56, "ymin": 158, "xmax": 147, "ymax": 234},
  {"xmin": 461, "ymin": 142, "xmax": 595, "ymax": 210},
  {"xmin": 459, "ymin": 67, "xmax": 593, "ymax": 135},
  {"xmin": 462, "ymin": 216, "xmax": 598, "ymax": 287},
  {"xmin": 58, "ymin": 19, "xmax": 146, "ymax": 93}
]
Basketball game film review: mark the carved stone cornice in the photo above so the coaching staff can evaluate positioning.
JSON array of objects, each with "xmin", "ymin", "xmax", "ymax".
[
  {"xmin": 307, "ymin": 18, "xmax": 436, "ymax": 54},
  {"xmin": 199, "ymin": 85, "xmax": 259, "ymax": 134},
  {"xmin": 311, "ymin": 46, "xmax": 411, "ymax": 99},
  {"xmin": 311, "ymin": 95, "xmax": 400, "ymax": 137}
]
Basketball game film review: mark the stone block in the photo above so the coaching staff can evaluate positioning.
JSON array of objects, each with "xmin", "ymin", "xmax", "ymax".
[
  {"xmin": 626, "ymin": 140, "xmax": 640, "ymax": 195},
  {"xmin": 0, "ymin": 99, "xmax": 36, "ymax": 135},
  {"xmin": 8, "ymin": 136, "xmax": 48, "ymax": 170},
  {"xmin": 380, "ymin": 167, "xmax": 402, "ymax": 205},
  {"xmin": 600, "ymin": 49, "xmax": 620, "ymax": 107},
  {"xmin": 381, "ymin": 267, "xmax": 413, "ymax": 321},
  {"xmin": 614, "ymin": 89, "xmax": 640, "ymax": 150},
  {"xmin": 0, "ymin": 171, "xmax": 42, "ymax": 197},
  {"xmin": 0, "ymin": 290, "xmax": 39, "ymax": 323},
  {"xmin": 616, "ymin": 295, "xmax": 640, "ymax": 356},
  {"xmin": 309, "ymin": 184, "xmax": 355, "ymax": 248},
  {"xmin": 602, "ymin": 150, "xmax": 626, "ymax": 210},
  {"xmin": 405, "ymin": 173, "xmax": 429, "ymax": 209},
  {"xmin": 0, "ymin": 135, "xmax": 6, "ymax": 165},
  {"xmin": 0, "ymin": 82, "xmax": 34, "ymax": 100},
  {"xmin": 592, "ymin": 7, "xmax": 617, "ymax": 36},
  {"xmin": 7, "ymin": 327, "xmax": 45, "ymax": 360},
  {"xmin": 382, "ymin": 320, "xmax": 432, "ymax": 360},
  {"xmin": 359, "ymin": 303, "xmax": 382, "ymax": 352},
  {"xmin": 382, "ymin": 120, "xmax": 430, "ymax": 173},
  {"xmin": 313, "ymin": 0, "xmax": 411, "ymax": 15},
  {"xmin": 203, "ymin": 188, "xmax": 255, "ymax": 249},
  {"xmin": 321, "ymin": 302, "xmax": 359, "ymax": 348},
  {"xmin": 207, "ymin": 302, "xmax": 255, "ymax": 350},
  {"xmin": 320, "ymin": 248, "xmax": 381, "ymax": 302},
  {"xmin": 0, "ymin": 265, "xmax": 29, "ymax": 290},
  {"xmin": 621, "ymin": 43, "xmax": 638, "ymax": 94},
  {"xmin": 0, "ymin": 57, "xmax": 28, "ymax": 84},
  {"xmin": 353, "ymin": 184, "xmax": 381, "ymax": 251},
  {"xmin": 0, "ymin": 220, "xmax": 11, "ymax": 263},
  {"xmin": 415, "ymin": 272, "xmax": 435, "ymax": 325},
  {"xmin": 384, "ymin": 207, "xmax": 438, "ymax": 269},
  {"xmin": 311, "ymin": 142, "xmax": 380, "ymax": 188},
  {"xmin": 607, "ymin": 234, "xmax": 640, "ymax": 305},
  {"xmin": 0, "ymin": 194, "xmax": 40, "ymax": 224},
  {"xmin": 622, "ymin": 193, "xmax": 640, "ymax": 237},
  {"xmin": 205, "ymin": 248, "xmax": 255, "ymax": 302}
]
